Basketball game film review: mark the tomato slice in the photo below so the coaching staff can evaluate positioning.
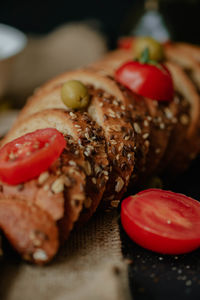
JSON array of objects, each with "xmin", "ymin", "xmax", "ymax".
[
  {"xmin": 0, "ymin": 128, "xmax": 66, "ymax": 185},
  {"xmin": 121, "ymin": 189, "xmax": 200, "ymax": 254},
  {"xmin": 115, "ymin": 61, "xmax": 174, "ymax": 101},
  {"xmin": 118, "ymin": 37, "xmax": 134, "ymax": 50}
]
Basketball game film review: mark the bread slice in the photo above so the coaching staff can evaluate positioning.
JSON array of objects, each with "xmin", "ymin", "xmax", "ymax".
[
  {"xmin": 1, "ymin": 110, "xmax": 87, "ymax": 245},
  {"xmin": 175, "ymin": 43, "xmax": 200, "ymax": 63},
  {"xmin": 163, "ymin": 62, "xmax": 200, "ymax": 175},
  {"xmin": 0, "ymin": 199, "xmax": 58, "ymax": 264},
  {"xmin": 1, "ymin": 108, "xmax": 109, "ymax": 229},
  {"xmin": 165, "ymin": 44, "xmax": 200, "ymax": 90}
]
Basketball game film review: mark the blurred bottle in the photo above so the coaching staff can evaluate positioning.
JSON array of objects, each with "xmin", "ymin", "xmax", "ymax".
[{"xmin": 120, "ymin": 0, "xmax": 200, "ymax": 44}]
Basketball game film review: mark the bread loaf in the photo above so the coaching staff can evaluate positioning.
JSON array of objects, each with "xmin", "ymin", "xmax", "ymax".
[{"xmin": 0, "ymin": 43, "xmax": 200, "ymax": 264}]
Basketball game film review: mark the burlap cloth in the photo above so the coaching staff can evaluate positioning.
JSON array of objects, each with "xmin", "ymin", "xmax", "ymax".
[{"xmin": 0, "ymin": 210, "xmax": 132, "ymax": 300}]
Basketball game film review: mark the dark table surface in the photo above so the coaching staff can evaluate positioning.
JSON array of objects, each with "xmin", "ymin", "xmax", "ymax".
[{"xmin": 121, "ymin": 156, "xmax": 200, "ymax": 300}]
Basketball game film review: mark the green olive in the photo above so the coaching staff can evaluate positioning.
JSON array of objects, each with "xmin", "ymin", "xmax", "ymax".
[
  {"xmin": 133, "ymin": 37, "xmax": 164, "ymax": 62},
  {"xmin": 61, "ymin": 80, "xmax": 89, "ymax": 109}
]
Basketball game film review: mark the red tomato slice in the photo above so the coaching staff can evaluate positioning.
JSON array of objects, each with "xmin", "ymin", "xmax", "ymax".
[
  {"xmin": 0, "ymin": 128, "xmax": 66, "ymax": 185},
  {"xmin": 121, "ymin": 189, "xmax": 200, "ymax": 254},
  {"xmin": 118, "ymin": 37, "xmax": 134, "ymax": 50},
  {"xmin": 115, "ymin": 61, "xmax": 174, "ymax": 101}
]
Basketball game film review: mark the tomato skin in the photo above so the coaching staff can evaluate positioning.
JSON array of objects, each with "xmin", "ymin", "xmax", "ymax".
[
  {"xmin": 0, "ymin": 128, "xmax": 66, "ymax": 185},
  {"xmin": 115, "ymin": 61, "xmax": 174, "ymax": 101},
  {"xmin": 121, "ymin": 189, "xmax": 200, "ymax": 254},
  {"xmin": 118, "ymin": 37, "xmax": 134, "ymax": 50}
]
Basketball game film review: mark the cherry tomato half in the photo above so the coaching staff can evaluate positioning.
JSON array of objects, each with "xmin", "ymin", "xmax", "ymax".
[
  {"xmin": 118, "ymin": 37, "xmax": 134, "ymax": 50},
  {"xmin": 121, "ymin": 189, "xmax": 200, "ymax": 254},
  {"xmin": 0, "ymin": 128, "xmax": 66, "ymax": 185},
  {"xmin": 115, "ymin": 61, "xmax": 174, "ymax": 101}
]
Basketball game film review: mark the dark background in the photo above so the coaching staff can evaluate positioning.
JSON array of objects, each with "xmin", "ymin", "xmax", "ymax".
[
  {"xmin": 1, "ymin": 1, "xmax": 200, "ymax": 299},
  {"xmin": 1, "ymin": 0, "xmax": 200, "ymax": 48}
]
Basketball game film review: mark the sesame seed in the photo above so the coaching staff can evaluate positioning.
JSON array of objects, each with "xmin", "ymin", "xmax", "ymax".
[
  {"xmin": 110, "ymin": 140, "xmax": 117, "ymax": 145},
  {"xmin": 103, "ymin": 170, "xmax": 109, "ymax": 176},
  {"xmin": 33, "ymin": 249, "xmax": 48, "ymax": 262},
  {"xmin": 51, "ymin": 177, "xmax": 64, "ymax": 194},
  {"xmin": 69, "ymin": 160, "xmax": 76, "ymax": 166},
  {"xmin": 127, "ymin": 153, "xmax": 132, "ymax": 160},
  {"xmin": 133, "ymin": 122, "xmax": 142, "ymax": 134},
  {"xmin": 115, "ymin": 177, "xmax": 124, "ymax": 193},
  {"xmin": 85, "ymin": 132, "xmax": 90, "ymax": 139},
  {"xmin": 147, "ymin": 116, "xmax": 152, "ymax": 121},
  {"xmin": 160, "ymin": 123, "xmax": 165, "ymax": 129},
  {"xmin": 165, "ymin": 108, "xmax": 173, "ymax": 119},
  {"xmin": 85, "ymin": 161, "xmax": 92, "ymax": 176},
  {"xmin": 124, "ymin": 136, "xmax": 130, "ymax": 140},
  {"xmin": 75, "ymin": 150, "xmax": 79, "ymax": 155},
  {"xmin": 155, "ymin": 148, "xmax": 161, "ymax": 154},
  {"xmin": 92, "ymin": 177, "xmax": 97, "ymax": 184},
  {"xmin": 111, "ymin": 200, "xmax": 120, "ymax": 208},
  {"xmin": 38, "ymin": 171, "xmax": 49, "ymax": 185},
  {"xmin": 142, "ymin": 133, "xmax": 149, "ymax": 139},
  {"xmin": 180, "ymin": 114, "xmax": 189, "ymax": 125},
  {"xmin": 95, "ymin": 164, "xmax": 102, "ymax": 174},
  {"xmin": 69, "ymin": 111, "xmax": 77, "ymax": 119},
  {"xmin": 109, "ymin": 113, "xmax": 116, "ymax": 118},
  {"xmin": 113, "ymin": 100, "xmax": 119, "ymax": 106}
]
